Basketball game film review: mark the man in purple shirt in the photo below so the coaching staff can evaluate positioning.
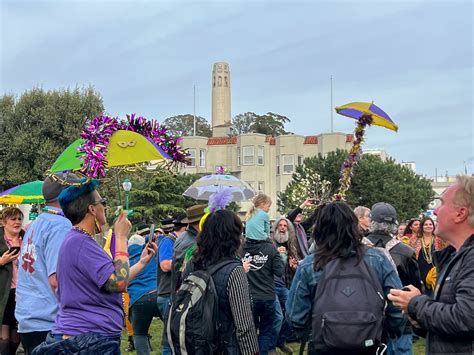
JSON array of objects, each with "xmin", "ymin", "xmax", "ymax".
[{"xmin": 33, "ymin": 180, "xmax": 157, "ymax": 354}]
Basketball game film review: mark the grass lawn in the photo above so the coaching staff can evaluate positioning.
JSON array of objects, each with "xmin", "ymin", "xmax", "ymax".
[{"xmin": 121, "ymin": 318, "xmax": 426, "ymax": 354}]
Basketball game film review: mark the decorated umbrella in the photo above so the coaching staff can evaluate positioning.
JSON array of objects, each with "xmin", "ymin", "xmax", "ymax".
[
  {"xmin": 0, "ymin": 180, "xmax": 44, "ymax": 204},
  {"xmin": 183, "ymin": 169, "xmax": 255, "ymax": 202},
  {"xmin": 333, "ymin": 102, "xmax": 398, "ymax": 200},
  {"xmin": 49, "ymin": 114, "xmax": 188, "ymax": 179}
]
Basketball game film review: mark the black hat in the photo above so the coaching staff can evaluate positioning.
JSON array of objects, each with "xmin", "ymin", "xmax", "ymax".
[
  {"xmin": 370, "ymin": 202, "xmax": 397, "ymax": 224},
  {"xmin": 173, "ymin": 213, "xmax": 188, "ymax": 227},
  {"xmin": 160, "ymin": 218, "xmax": 175, "ymax": 231},
  {"xmin": 43, "ymin": 173, "xmax": 80, "ymax": 204}
]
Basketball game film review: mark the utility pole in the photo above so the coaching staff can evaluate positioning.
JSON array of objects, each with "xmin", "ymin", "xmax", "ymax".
[
  {"xmin": 193, "ymin": 85, "xmax": 196, "ymax": 136},
  {"xmin": 330, "ymin": 75, "xmax": 334, "ymax": 133}
]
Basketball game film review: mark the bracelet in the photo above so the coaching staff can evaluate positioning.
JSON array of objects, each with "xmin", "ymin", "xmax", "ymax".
[{"xmin": 115, "ymin": 251, "xmax": 129, "ymax": 258}]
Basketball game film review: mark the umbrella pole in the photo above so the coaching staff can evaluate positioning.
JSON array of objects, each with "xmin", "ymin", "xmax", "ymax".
[{"xmin": 116, "ymin": 173, "xmax": 123, "ymax": 206}]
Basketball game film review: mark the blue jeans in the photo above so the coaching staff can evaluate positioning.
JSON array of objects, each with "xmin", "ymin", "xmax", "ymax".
[
  {"xmin": 253, "ymin": 299, "xmax": 275, "ymax": 355},
  {"xmin": 157, "ymin": 295, "xmax": 172, "ymax": 355},
  {"xmin": 275, "ymin": 286, "xmax": 292, "ymax": 346},
  {"xmin": 32, "ymin": 332, "xmax": 120, "ymax": 354},
  {"xmin": 269, "ymin": 296, "xmax": 283, "ymax": 350},
  {"xmin": 387, "ymin": 333, "xmax": 413, "ymax": 355},
  {"xmin": 130, "ymin": 291, "xmax": 160, "ymax": 355}
]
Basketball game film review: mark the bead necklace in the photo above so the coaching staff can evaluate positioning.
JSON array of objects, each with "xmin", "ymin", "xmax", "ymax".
[
  {"xmin": 42, "ymin": 207, "xmax": 65, "ymax": 217},
  {"xmin": 421, "ymin": 235, "xmax": 433, "ymax": 264},
  {"xmin": 73, "ymin": 226, "xmax": 94, "ymax": 238}
]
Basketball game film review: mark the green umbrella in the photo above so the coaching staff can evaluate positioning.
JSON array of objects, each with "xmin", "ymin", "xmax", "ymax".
[
  {"xmin": 50, "ymin": 138, "xmax": 85, "ymax": 173},
  {"xmin": 0, "ymin": 180, "xmax": 44, "ymax": 204}
]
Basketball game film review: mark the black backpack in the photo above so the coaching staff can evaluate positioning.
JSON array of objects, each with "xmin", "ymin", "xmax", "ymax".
[
  {"xmin": 310, "ymin": 254, "xmax": 386, "ymax": 352},
  {"xmin": 167, "ymin": 259, "xmax": 238, "ymax": 355}
]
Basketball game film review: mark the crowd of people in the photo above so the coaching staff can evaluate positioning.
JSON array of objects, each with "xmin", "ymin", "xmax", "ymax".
[{"xmin": 0, "ymin": 174, "xmax": 473, "ymax": 355}]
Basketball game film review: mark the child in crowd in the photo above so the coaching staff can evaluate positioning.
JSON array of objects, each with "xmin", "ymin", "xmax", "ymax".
[{"xmin": 242, "ymin": 194, "xmax": 284, "ymax": 355}]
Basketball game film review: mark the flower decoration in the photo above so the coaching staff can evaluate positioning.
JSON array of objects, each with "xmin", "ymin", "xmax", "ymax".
[
  {"xmin": 215, "ymin": 166, "xmax": 230, "ymax": 175},
  {"xmin": 78, "ymin": 114, "xmax": 189, "ymax": 178},
  {"xmin": 333, "ymin": 114, "xmax": 372, "ymax": 200},
  {"xmin": 199, "ymin": 188, "xmax": 234, "ymax": 230}
]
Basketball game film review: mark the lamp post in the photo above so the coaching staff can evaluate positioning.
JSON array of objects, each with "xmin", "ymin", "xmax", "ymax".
[{"xmin": 122, "ymin": 178, "xmax": 132, "ymax": 211}]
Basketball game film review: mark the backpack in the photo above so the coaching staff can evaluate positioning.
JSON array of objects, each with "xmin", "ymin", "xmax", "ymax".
[
  {"xmin": 362, "ymin": 236, "xmax": 400, "ymax": 270},
  {"xmin": 311, "ymin": 253, "xmax": 386, "ymax": 352},
  {"xmin": 167, "ymin": 259, "xmax": 238, "ymax": 355}
]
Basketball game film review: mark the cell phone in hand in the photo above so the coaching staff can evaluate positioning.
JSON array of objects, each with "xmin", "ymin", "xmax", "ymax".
[
  {"xmin": 147, "ymin": 224, "xmax": 156, "ymax": 254},
  {"xmin": 401, "ymin": 287, "xmax": 411, "ymax": 291},
  {"xmin": 9, "ymin": 247, "xmax": 21, "ymax": 255}
]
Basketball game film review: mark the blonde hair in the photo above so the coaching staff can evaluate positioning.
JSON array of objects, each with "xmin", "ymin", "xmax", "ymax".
[
  {"xmin": 454, "ymin": 176, "xmax": 474, "ymax": 226},
  {"xmin": 246, "ymin": 193, "xmax": 272, "ymax": 219},
  {"xmin": 353, "ymin": 206, "xmax": 370, "ymax": 219}
]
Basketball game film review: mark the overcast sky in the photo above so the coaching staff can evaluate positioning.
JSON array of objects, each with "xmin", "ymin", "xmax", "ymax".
[{"xmin": 1, "ymin": 0, "xmax": 472, "ymax": 177}]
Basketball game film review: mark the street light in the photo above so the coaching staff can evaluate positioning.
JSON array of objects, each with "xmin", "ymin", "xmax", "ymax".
[{"xmin": 122, "ymin": 178, "xmax": 132, "ymax": 211}]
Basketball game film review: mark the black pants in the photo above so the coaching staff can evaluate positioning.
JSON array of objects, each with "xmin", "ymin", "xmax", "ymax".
[{"xmin": 19, "ymin": 331, "xmax": 49, "ymax": 355}]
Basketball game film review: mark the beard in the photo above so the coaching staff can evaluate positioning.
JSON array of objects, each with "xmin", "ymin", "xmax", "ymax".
[{"xmin": 274, "ymin": 230, "xmax": 289, "ymax": 244}]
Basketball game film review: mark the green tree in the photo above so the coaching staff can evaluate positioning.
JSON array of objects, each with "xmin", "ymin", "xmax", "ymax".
[
  {"xmin": 162, "ymin": 114, "xmax": 212, "ymax": 137},
  {"xmin": 101, "ymin": 169, "xmax": 201, "ymax": 226},
  {"xmin": 232, "ymin": 112, "xmax": 291, "ymax": 136},
  {"xmin": 0, "ymin": 87, "xmax": 104, "ymax": 188},
  {"xmin": 278, "ymin": 150, "xmax": 434, "ymax": 222}
]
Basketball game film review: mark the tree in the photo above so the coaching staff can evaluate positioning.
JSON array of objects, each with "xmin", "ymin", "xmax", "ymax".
[
  {"xmin": 231, "ymin": 112, "xmax": 291, "ymax": 136},
  {"xmin": 100, "ymin": 169, "xmax": 201, "ymax": 226},
  {"xmin": 278, "ymin": 150, "xmax": 434, "ymax": 222},
  {"xmin": 162, "ymin": 114, "xmax": 212, "ymax": 137},
  {"xmin": 0, "ymin": 87, "xmax": 104, "ymax": 188}
]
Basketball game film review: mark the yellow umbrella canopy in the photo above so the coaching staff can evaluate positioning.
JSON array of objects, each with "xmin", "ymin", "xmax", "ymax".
[{"xmin": 335, "ymin": 102, "xmax": 398, "ymax": 131}]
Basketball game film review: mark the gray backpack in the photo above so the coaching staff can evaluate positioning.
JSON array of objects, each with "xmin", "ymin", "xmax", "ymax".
[{"xmin": 310, "ymin": 254, "xmax": 386, "ymax": 352}]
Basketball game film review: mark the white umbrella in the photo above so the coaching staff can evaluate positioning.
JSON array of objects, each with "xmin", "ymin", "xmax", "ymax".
[{"xmin": 183, "ymin": 174, "xmax": 255, "ymax": 201}]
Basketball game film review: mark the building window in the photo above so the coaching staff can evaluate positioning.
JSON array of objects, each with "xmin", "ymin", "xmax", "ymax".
[
  {"xmin": 199, "ymin": 149, "xmax": 206, "ymax": 167},
  {"xmin": 298, "ymin": 155, "xmax": 304, "ymax": 166},
  {"xmin": 188, "ymin": 149, "xmax": 196, "ymax": 167},
  {"xmin": 282, "ymin": 155, "xmax": 295, "ymax": 174},
  {"xmin": 237, "ymin": 147, "xmax": 241, "ymax": 166},
  {"xmin": 276, "ymin": 155, "xmax": 280, "ymax": 175},
  {"xmin": 242, "ymin": 146, "xmax": 254, "ymax": 165},
  {"xmin": 258, "ymin": 181, "xmax": 264, "ymax": 193},
  {"xmin": 257, "ymin": 146, "xmax": 264, "ymax": 165}
]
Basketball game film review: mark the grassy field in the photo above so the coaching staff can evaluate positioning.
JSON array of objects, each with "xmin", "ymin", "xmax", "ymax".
[{"xmin": 121, "ymin": 319, "xmax": 426, "ymax": 354}]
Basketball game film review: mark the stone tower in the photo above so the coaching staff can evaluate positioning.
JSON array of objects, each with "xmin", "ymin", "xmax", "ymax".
[{"xmin": 211, "ymin": 62, "xmax": 231, "ymax": 137}]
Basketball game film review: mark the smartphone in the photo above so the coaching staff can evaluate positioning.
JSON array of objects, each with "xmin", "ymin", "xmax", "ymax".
[
  {"xmin": 149, "ymin": 224, "xmax": 156, "ymax": 243},
  {"xmin": 147, "ymin": 224, "xmax": 156, "ymax": 254},
  {"xmin": 401, "ymin": 286, "xmax": 411, "ymax": 291},
  {"xmin": 9, "ymin": 247, "xmax": 21, "ymax": 255}
]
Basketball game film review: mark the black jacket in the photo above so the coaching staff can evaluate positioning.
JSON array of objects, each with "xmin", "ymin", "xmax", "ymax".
[
  {"xmin": 241, "ymin": 238, "xmax": 284, "ymax": 301},
  {"xmin": 408, "ymin": 234, "xmax": 474, "ymax": 355},
  {"xmin": 367, "ymin": 232, "xmax": 422, "ymax": 290}
]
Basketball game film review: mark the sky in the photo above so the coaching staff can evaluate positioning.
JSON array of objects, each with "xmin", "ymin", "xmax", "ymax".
[{"xmin": 1, "ymin": 0, "xmax": 472, "ymax": 177}]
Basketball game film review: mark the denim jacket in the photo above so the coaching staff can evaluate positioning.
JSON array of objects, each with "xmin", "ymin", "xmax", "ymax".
[{"xmin": 286, "ymin": 247, "xmax": 406, "ymax": 341}]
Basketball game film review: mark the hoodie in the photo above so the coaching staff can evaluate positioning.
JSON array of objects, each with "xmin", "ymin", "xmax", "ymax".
[{"xmin": 241, "ymin": 238, "xmax": 284, "ymax": 301}]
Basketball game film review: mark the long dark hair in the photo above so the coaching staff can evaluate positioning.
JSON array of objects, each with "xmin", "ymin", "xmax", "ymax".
[
  {"xmin": 193, "ymin": 209, "xmax": 243, "ymax": 268},
  {"xmin": 312, "ymin": 201, "xmax": 364, "ymax": 271},
  {"xmin": 403, "ymin": 218, "xmax": 420, "ymax": 236}
]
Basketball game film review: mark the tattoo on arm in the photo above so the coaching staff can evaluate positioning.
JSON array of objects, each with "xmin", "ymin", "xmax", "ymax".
[{"xmin": 103, "ymin": 258, "xmax": 130, "ymax": 293}]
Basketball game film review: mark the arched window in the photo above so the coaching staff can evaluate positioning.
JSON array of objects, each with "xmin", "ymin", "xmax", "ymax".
[
  {"xmin": 225, "ymin": 76, "xmax": 228, "ymax": 86},
  {"xmin": 218, "ymin": 76, "xmax": 222, "ymax": 86}
]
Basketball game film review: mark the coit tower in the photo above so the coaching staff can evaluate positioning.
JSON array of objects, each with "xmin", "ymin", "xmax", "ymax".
[{"xmin": 211, "ymin": 62, "xmax": 231, "ymax": 137}]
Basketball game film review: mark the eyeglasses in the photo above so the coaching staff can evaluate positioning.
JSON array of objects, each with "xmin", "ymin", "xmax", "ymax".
[{"xmin": 92, "ymin": 198, "xmax": 108, "ymax": 207}]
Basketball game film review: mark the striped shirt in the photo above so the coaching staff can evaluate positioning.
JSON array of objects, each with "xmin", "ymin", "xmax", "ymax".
[{"xmin": 227, "ymin": 266, "xmax": 259, "ymax": 355}]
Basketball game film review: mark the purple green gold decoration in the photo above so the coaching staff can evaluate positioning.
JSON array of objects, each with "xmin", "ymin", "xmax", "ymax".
[{"xmin": 333, "ymin": 102, "xmax": 398, "ymax": 200}]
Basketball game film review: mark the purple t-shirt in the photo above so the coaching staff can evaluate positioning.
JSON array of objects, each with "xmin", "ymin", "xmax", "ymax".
[{"xmin": 53, "ymin": 229, "xmax": 123, "ymax": 336}]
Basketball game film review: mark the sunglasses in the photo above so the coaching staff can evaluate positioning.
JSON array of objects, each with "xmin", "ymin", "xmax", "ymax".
[{"xmin": 92, "ymin": 198, "xmax": 108, "ymax": 207}]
